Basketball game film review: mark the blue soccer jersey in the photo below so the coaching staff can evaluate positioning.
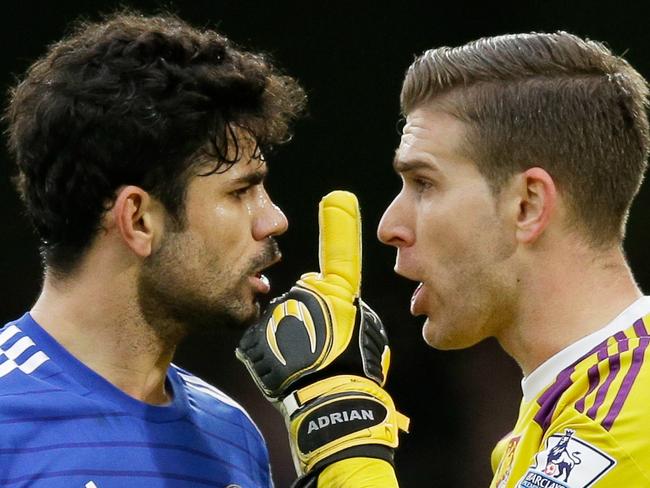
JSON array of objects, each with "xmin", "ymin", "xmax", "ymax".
[{"xmin": 0, "ymin": 313, "xmax": 273, "ymax": 488}]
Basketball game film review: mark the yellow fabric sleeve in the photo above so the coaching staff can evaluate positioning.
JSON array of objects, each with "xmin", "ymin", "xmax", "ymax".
[{"xmin": 317, "ymin": 458, "xmax": 399, "ymax": 488}]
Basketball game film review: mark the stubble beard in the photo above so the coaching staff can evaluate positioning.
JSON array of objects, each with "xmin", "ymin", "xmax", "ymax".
[
  {"xmin": 425, "ymin": 222, "xmax": 517, "ymax": 350},
  {"xmin": 136, "ymin": 232, "xmax": 278, "ymax": 346}
]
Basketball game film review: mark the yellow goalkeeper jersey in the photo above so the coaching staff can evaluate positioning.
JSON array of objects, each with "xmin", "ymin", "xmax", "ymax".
[{"xmin": 491, "ymin": 296, "xmax": 650, "ymax": 488}]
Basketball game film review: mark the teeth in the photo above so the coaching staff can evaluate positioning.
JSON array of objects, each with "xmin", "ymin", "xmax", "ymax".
[
  {"xmin": 259, "ymin": 274, "xmax": 270, "ymax": 287},
  {"xmin": 411, "ymin": 282, "xmax": 423, "ymax": 303}
]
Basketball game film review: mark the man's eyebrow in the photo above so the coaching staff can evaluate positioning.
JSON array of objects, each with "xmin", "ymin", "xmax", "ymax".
[
  {"xmin": 231, "ymin": 168, "xmax": 268, "ymax": 186},
  {"xmin": 392, "ymin": 156, "xmax": 438, "ymax": 173}
]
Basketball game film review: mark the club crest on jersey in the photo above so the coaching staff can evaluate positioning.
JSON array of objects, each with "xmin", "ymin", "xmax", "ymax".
[
  {"xmin": 517, "ymin": 429, "xmax": 615, "ymax": 488},
  {"xmin": 265, "ymin": 299, "xmax": 317, "ymax": 365},
  {"xmin": 494, "ymin": 435, "xmax": 521, "ymax": 488}
]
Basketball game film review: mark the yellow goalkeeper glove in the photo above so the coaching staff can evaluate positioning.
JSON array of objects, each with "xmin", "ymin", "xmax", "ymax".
[{"xmin": 236, "ymin": 190, "xmax": 409, "ymax": 479}]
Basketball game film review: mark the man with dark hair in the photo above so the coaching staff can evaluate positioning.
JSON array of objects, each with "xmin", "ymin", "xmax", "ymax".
[
  {"xmin": 237, "ymin": 31, "xmax": 650, "ymax": 488},
  {"xmin": 378, "ymin": 32, "xmax": 650, "ymax": 487},
  {"xmin": 2, "ymin": 11, "xmax": 305, "ymax": 487},
  {"xmin": 4, "ymin": 10, "xmax": 410, "ymax": 488}
]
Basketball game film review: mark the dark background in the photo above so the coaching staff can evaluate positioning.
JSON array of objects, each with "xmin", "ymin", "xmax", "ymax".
[{"xmin": 2, "ymin": 1, "xmax": 649, "ymax": 486}]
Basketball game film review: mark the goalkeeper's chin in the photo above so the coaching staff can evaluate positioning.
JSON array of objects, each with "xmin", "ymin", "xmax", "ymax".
[{"xmin": 421, "ymin": 315, "xmax": 484, "ymax": 351}]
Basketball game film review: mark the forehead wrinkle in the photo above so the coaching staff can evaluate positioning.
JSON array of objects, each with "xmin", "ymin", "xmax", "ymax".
[
  {"xmin": 397, "ymin": 120, "xmax": 440, "ymax": 162},
  {"xmin": 396, "ymin": 110, "xmax": 473, "ymax": 175},
  {"xmin": 393, "ymin": 135, "xmax": 442, "ymax": 173}
]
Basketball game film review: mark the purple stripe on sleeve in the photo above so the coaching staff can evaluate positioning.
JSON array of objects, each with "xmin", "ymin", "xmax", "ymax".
[
  {"xmin": 534, "ymin": 367, "xmax": 575, "ymax": 432},
  {"xmin": 613, "ymin": 330, "xmax": 630, "ymax": 344},
  {"xmin": 633, "ymin": 318, "xmax": 649, "ymax": 337},
  {"xmin": 585, "ymin": 337, "xmax": 626, "ymax": 420},
  {"xmin": 574, "ymin": 344, "xmax": 611, "ymax": 413},
  {"xmin": 575, "ymin": 363, "xmax": 601, "ymax": 413},
  {"xmin": 602, "ymin": 336, "xmax": 650, "ymax": 431}
]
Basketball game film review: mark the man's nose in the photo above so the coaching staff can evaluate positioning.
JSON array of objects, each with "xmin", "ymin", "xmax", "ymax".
[{"xmin": 377, "ymin": 194, "xmax": 415, "ymax": 248}]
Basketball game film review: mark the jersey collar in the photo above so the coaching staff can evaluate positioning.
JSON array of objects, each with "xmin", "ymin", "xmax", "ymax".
[{"xmin": 521, "ymin": 295, "xmax": 650, "ymax": 402}]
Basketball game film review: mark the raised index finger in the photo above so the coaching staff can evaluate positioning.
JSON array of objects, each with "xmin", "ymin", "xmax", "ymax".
[{"xmin": 318, "ymin": 190, "xmax": 361, "ymax": 295}]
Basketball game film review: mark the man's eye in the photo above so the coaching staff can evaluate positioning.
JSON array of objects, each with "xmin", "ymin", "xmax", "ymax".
[
  {"xmin": 412, "ymin": 178, "xmax": 433, "ymax": 192},
  {"xmin": 232, "ymin": 186, "xmax": 253, "ymax": 198}
]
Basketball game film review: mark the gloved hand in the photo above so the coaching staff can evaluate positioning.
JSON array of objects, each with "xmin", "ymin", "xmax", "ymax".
[{"xmin": 236, "ymin": 190, "xmax": 409, "ymax": 478}]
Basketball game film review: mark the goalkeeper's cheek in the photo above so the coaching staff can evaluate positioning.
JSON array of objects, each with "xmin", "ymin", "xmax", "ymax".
[{"xmin": 318, "ymin": 458, "xmax": 399, "ymax": 488}]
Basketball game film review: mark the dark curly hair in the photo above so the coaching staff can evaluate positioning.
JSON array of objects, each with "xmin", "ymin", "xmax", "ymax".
[{"xmin": 5, "ymin": 11, "xmax": 306, "ymax": 274}]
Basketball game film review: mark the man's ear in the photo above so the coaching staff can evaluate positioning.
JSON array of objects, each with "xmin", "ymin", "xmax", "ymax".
[
  {"xmin": 514, "ymin": 167, "xmax": 557, "ymax": 244},
  {"xmin": 112, "ymin": 186, "xmax": 163, "ymax": 258}
]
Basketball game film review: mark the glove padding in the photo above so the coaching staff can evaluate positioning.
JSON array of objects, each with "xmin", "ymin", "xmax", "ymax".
[{"xmin": 236, "ymin": 191, "xmax": 409, "ymax": 476}]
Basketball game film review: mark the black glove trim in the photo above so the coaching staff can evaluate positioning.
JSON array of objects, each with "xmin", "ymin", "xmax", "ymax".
[{"xmin": 290, "ymin": 446, "xmax": 395, "ymax": 488}]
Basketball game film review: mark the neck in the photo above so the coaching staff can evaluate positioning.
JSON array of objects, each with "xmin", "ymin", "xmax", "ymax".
[
  {"xmin": 31, "ymin": 266, "xmax": 177, "ymax": 405},
  {"xmin": 498, "ymin": 244, "xmax": 642, "ymax": 376}
]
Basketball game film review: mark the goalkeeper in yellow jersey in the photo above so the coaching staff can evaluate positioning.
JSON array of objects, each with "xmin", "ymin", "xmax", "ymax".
[
  {"xmin": 239, "ymin": 31, "xmax": 650, "ymax": 487},
  {"xmin": 376, "ymin": 32, "xmax": 650, "ymax": 487}
]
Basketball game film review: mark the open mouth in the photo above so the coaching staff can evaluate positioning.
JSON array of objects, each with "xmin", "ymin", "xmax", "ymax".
[
  {"xmin": 410, "ymin": 282, "xmax": 426, "ymax": 316},
  {"xmin": 249, "ymin": 273, "xmax": 271, "ymax": 295},
  {"xmin": 257, "ymin": 273, "xmax": 269, "ymax": 288},
  {"xmin": 411, "ymin": 282, "xmax": 423, "ymax": 304},
  {"xmin": 250, "ymin": 250, "xmax": 282, "ymax": 297}
]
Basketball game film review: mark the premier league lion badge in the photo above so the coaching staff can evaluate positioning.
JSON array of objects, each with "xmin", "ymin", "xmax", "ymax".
[{"xmin": 517, "ymin": 429, "xmax": 615, "ymax": 488}]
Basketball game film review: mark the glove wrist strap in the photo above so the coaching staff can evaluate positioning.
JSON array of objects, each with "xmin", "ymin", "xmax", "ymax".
[{"xmin": 283, "ymin": 375, "xmax": 409, "ymax": 474}]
